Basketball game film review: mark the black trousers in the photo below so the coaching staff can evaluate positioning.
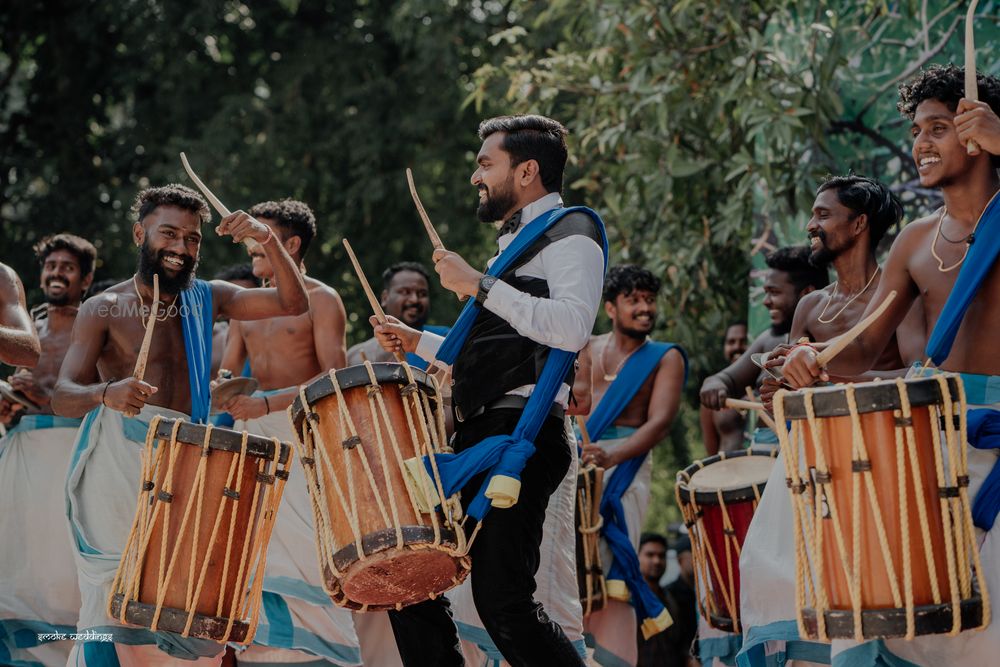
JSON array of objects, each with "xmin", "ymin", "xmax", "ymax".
[{"xmin": 388, "ymin": 408, "xmax": 584, "ymax": 667}]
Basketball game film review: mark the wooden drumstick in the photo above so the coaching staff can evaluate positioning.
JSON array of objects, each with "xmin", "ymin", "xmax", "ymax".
[
  {"xmin": 132, "ymin": 274, "xmax": 159, "ymax": 382},
  {"xmin": 965, "ymin": 0, "xmax": 981, "ymax": 155},
  {"xmin": 815, "ymin": 290, "xmax": 897, "ymax": 367},
  {"xmin": 406, "ymin": 168, "xmax": 445, "ymax": 251},
  {"xmin": 578, "ymin": 419, "xmax": 592, "ymax": 446},
  {"xmin": 342, "ymin": 239, "xmax": 405, "ymax": 363},
  {"xmin": 179, "ymin": 152, "xmax": 255, "ymax": 247},
  {"xmin": 726, "ymin": 396, "xmax": 778, "ymax": 431}
]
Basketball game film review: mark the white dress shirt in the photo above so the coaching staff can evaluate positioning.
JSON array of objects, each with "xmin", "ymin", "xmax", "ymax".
[{"xmin": 416, "ymin": 192, "xmax": 605, "ymax": 407}]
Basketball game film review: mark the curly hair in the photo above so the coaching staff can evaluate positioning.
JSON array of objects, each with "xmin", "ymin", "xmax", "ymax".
[
  {"xmin": 899, "ymin": 64, "xmax": 1000, "ymax": 167},
  {"xmin": 248, "ymin": 199, "xmax": 317, "ymax": 259},
  {"xmin": 817, "ymin": 174, "xmax": 903, "ymax": 248},
  {"xmin": 34, "ymin": 233, "xmax": 97, "ymax": 277},
  {"xmin": 478, "ymin": 115, "xmax": 569, "ymax": 193},
  {"xmin": 765, "ymin": 245, "xmax": 829, "ymax": 293},
  {"xmin": 603, "ymin": 264, "xmax": 661, "ymax": 303},
  {"xmin": 131, "ymin": 184, "xmax": 211, "ymax": 225}
]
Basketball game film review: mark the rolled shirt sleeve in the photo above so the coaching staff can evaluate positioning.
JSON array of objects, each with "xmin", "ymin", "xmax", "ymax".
[{"xmin": 482, "ymin": 234, "xmax": 604, "ymax": 353}]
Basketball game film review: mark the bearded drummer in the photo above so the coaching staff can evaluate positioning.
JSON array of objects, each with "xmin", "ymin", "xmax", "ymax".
[
  {"xmin": 51, "ymin": 184, "xmax": 309, "ymax": 667},
  {"xmin": 0, "ymin": 236, "xmax": 94, "ymax": 666},
  {"xmin": 0, "ymin": 262, "xmax": 40, "ymax": 368},
  {"xmin": 570, "ymin": 264, "xmax": 686, "ymax": 667},
  {"xmin": 737, "ymin": 175, "xmax": 915, "ymax": 667},
  {"xmin": 215, "ymin": 198, "xmax": 366, "ymax": 667},
  {"xmin": 372, "ymin": 114, "xmax": 606, "ymax": 666},
  {"xmin": 782, "ymin": 65, "xmax": 1000, "ymax": 667}
]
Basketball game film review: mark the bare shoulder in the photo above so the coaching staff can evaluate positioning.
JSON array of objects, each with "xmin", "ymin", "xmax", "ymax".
[
  {"xmin": 305, "ymin": 277, "xmax": 344, "ymax": 309},
  {"xmin": 891, "ymin": 211, "xmax": 937, "ymax": 249},
  {"xmin": 658, "ymin": 344, "xmax": 687, "ymax": 374}
]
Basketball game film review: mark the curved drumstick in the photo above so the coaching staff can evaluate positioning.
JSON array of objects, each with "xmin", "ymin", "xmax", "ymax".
[
  {"xmin": 179, "ymin": 152, "xmax": 255, "ymax": 247},
  {"xmin": 815, "ymin": 290, "xmax": 897, "ymax": 367},
  {"xmin": 406, "ymin": 168, "xmax": 445, "ymax": 251},
  {"xmin": 342, "ymin": 239, "xmax": 405, "ymax": 363},
  {"xmin": 965, "ymin": 0, "xmax": 981, "ymax": 154}
]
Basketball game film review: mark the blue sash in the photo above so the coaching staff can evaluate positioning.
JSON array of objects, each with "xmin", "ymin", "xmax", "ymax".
[
  {"xmin": 180, "ymin": 280, "xmax": 213, "ymax": 424},
  {"xmin": 926, "ymin": 191, "xmax": 1000, "ymax": 364},
  {"xmin": 424, "ymin": 206, "xmax": 608, "ymax": 521},
  {"xmin": 588, "ymin": 341, "xmax": 686, "ymax": 637},
  {"xmin": 407, "ymin": 324, "xmax": 449, "ymax": 370},
  {"xmin": 967, "ymin": 408, "xmax": 1000, "ymax": 531}
]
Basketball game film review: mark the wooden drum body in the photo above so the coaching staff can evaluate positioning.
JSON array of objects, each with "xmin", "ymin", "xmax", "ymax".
[
  {"xmin": 289, "ymin": 362, "xmax": 470, "ymax": 611},
  {"xmin": 109, "ymin": 418, "xmax": 291, "ymax": 644},
  {"xmin": 774, "ymin": 374, "xmax": 988, "ymax": 641},
  {"xmin": 676, "ymin": 449, "xmax": 775, "ymax": 633},
  {"xmin": 576, "ymin": 462, "xmax": 607, "ymax": 616}
]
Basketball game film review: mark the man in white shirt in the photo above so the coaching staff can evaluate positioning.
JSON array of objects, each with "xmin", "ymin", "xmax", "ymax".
[{"xmin": 371, "ymin": 114, "xmax": 604, "ymax": 666}]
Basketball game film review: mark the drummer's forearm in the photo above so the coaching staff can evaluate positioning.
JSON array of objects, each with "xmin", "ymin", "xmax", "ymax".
[
  {"xmin": 52, "ymin": 379, "xmax": 104, "ymax": 418},
  {"xmin": 263, "ymin": 388, "xmax": 298, "ymax": 414}
]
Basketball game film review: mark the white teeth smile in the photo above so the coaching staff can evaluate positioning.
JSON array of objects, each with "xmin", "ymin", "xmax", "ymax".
[
  {"xmin": 164, "ymin": 257, "xmax": 183, "ymax": 267},
  {"xmin": 919, "ymin": 156, "xmax": 941, "ymax": 167}
]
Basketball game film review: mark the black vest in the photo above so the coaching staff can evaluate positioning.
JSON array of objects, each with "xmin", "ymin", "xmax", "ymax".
[{"xmin": 452, "ymin": 211, "xmax": 603, "ymax": 417}]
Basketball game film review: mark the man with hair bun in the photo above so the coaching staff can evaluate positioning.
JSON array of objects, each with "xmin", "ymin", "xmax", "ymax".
[
  {"xmin": 0, "ymin": 233, "xmax": 94, "ymax": 666},
  {"xmin": 53, "ymin": 184, "xmax": 309, "ymax": 666},
  {"xmin": 782, "ymin": 63, "xmax": 1000, "ymax": 667},
  {"xmin": 572, "ymin": 264, "xmax": 687, "ymax": 666},
  {"xmin": 217, "ymin": 198, "xmax": 359, "ymax": 667}
]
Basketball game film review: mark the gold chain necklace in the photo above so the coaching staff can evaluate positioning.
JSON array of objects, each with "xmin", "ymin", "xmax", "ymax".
[
  {"xmin": 599, "ymin": 337, "xmax": 647, "ymax": 382},
  {"xmin": 816, "ymin": 266, "xmax": 881, "ymax": 324},
  {"xmin": 930, "ymin": 206, "xmax": 976, "ymax": 273},
  {"xmin": 133, "ymin": 276, "xmax": 177, "ymax": 327}
]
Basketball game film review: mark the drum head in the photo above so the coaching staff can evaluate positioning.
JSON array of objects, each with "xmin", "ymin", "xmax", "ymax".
[
  {"xmin": 687, "ymin": 455, "xmax": 774, "ymax": 492},
  {"xmin": 0, "ymin": 379, "xmax": 39, "ymax": 410},
  {"xmin": 210, "ymin": 377, "xmax": 259, "ymax": 413}
]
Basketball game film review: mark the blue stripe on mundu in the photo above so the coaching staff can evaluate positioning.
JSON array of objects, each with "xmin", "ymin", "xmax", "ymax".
[
  {"xmin": 967, "ymin": 408, "xmax": 1000, "ymax": 531},
  {"xmin": 589, "ymin": 341, "xmax": 687, "ymax": 638},
  {"xmin": 925, "ymin": 189, "xmax": 1000, "ymax": 364},
  {"xmin": 408, "ymin": 206, "xmax": 609, "ymax": 522}
]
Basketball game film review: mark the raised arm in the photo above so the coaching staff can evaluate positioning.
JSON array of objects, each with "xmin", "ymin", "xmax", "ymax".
[
  {"xmin": 213, "ymin": 212, "xmax": 309, "ymax": 320},
  {"xmin": 700, "ymin": 405, "xmax": 721, "ymax": 456},
  {"xmin": 52, "ymin": 296, "xmax": 156, "ymax": 417},
  {"xmin": 0, "ymin": 264, "xmax": 40, "ymax": 367}
]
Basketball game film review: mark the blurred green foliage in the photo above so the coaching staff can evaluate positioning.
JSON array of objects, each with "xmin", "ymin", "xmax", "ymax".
[{"xmin": 2, "ymin": 1, "xmax": 998, "ymax": 531}]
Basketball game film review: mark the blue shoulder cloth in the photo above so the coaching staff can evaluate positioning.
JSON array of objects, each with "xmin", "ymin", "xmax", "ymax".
[
  {"xmin": 180, "ymin": 279, "xmax": 214, "ymax": 424},
  {"xmin": 588, "ymin": 341, "xmax": 686, "ymax": 638},
  {"xmin": 421, "ymin": 206, "xmax": 608, "ymax": 522},
  {"xmin": 926, "ymin": 191, "xmax": 1000, "ymax": 364},
  {"xmin": 586, "ymin": 341, "xmax": 687, "ymax": 442}
]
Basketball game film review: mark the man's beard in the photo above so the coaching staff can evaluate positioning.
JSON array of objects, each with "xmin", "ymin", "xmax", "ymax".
[
  {"xmin": 476, "ymin": 174, "xmax": 518, "ymax": 223},
  {"xmin": 770, "ymin": 318, "xmax": 792, "ymax": 337},
  {"xmin": 43, "ymin": 285, "xmax": 72, "ymax": 307},
  {"xmin": 137, "ymin": 241, "xmax": 197, "ymax": 294},
  {"xmin": 618, "ymin": 323, "xmax": 650, "ymax": 340},
  {"xmin": 809, "ymin": 230, "xmax": 836, "ymax": 266},
  {"xmin": 400, "ymin": 306, "xmax": 427, "ymax": 328}
]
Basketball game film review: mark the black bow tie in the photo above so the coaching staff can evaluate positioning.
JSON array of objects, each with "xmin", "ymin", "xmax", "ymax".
[{"xmin": 497, "ymin": 211, "xmax": 522, "ymax": 239}]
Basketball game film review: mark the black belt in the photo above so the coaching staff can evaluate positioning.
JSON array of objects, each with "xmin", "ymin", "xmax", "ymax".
[{"xmin": 454, "ymin": 394, "xmax": 565, "ymax": 423}]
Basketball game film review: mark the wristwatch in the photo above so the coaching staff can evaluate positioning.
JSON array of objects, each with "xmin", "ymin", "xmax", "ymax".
[{"xmin": 476, "ymin": 275, "xmax": 499, "ymax": 305}]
